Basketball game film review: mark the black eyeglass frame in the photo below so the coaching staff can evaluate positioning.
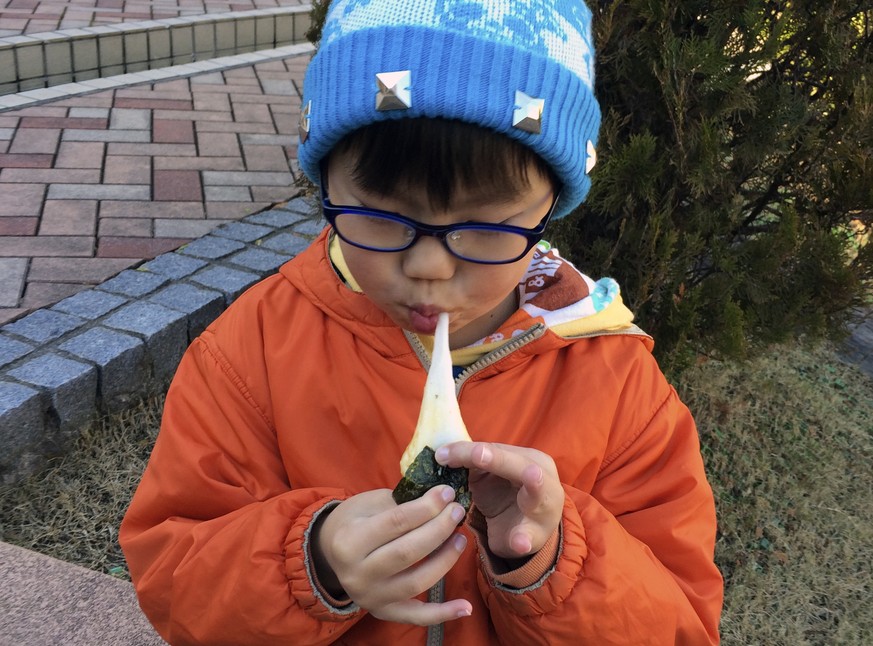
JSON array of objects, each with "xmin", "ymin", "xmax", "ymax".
[{"xmin": 319, "ymin": 170, "xmax": 561, "ymax": 265}]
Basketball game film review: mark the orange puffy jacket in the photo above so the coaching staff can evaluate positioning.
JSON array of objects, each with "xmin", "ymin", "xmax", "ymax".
[{"xmin": 120, "ymin": 230, "xmax": 723, "ymax": 645}]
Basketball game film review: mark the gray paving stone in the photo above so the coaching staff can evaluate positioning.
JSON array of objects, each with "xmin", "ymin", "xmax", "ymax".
[
  {"xmin": 147, "ymin": 283, "xmax": 225, "ymax": 340},
  {"xmin": 212, "ymin": 221, "xmax": 273, "ymax": 243},
  {"xmin": 97, "ymin": 269, "xmax": 170, "ymax": 298},
  {"xmin": 7, "ymin": 353, "xmax": 97, "ymax": 441},
  {"xmin": 51, "ymin": 289, "xmax": 128, "ymax": 320},
  {"xmin": 103, "ymin": 302, "xmax": 188, "ymax": 382},
  {"xmin": 2, "ymin": 309, "xmax": 84, "ymax": 344},
  {"xmin": 110, "ymin": 108, "xmax": 151, "ymax": 130},
  {"xmin": 245, "ymin": 208, "xmax": 306, "ymax": 229},
  {"xmin": 178, "ymin": 235, "xmax": 246, "ymax": 260},
  {"xmin": 0, "ymin": 257, "xmax": 27, "ymax": 308},
  {"xmin": 61, "ymin": 129, "xmax": 151, "ymax": 143},
  {"xmin": 0, "ymin": 335, "xmax": 33, "ymax": 369},
  {"xmin": 140, "ymin": 253, "xmax": 207, "ymax": 280},
  {"xmin": 293, "ymin": 218, "xmax": 327, "ymax": 237},
  {"xmin": 47, "ymin": 184, "xmax": 151, "ymax": 200},
  {"xmin": 202, "ymin": 170, "xmax": 291, "ymax": 186},
  {"xmin": 191, "ymin": 266, "xmax": 261, "ymax": 302},
  {"xmin": 282, "ymin": 196, "xmax": 317, "ymax": 216},
  {"xmin": 228, "ymin": 247, "xmax": 289, "ymax": 274},
  {"xmin": 69, "ymin": 107, "xmax": 110, "ymax": 118},
  {"xmin": 261, "ymin": 232, "xmax": 310, "ymax": 257},
  {"xmin": 0, "ymin": 381, "xmax": 47, "ymax": 485},
  {"xmin": 59, "ymin": 327, "xmax": 147, "ymax": 412},
  {"xmin": 259, "ymin": 78, "xmax": 296, "ymax": 95}
]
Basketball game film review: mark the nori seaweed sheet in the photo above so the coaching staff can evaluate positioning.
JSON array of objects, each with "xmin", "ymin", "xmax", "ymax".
[{"xmin": 392, "ymin": 446, "xmax": 472, "ymax": 511}]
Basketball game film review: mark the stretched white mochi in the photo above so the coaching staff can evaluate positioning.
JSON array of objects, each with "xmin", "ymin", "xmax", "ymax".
[{"xmin": 399, "ymin": 312, "xmax": 472, "ymax": 475}]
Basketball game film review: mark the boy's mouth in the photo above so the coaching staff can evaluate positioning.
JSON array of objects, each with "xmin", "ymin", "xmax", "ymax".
[{"xmin": 408, "ymin": 306, "xmax": 443, "ymax": 335}]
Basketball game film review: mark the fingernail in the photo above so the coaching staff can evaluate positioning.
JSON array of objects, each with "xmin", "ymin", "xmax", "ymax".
[
  {"xmin": 453, "ymin": 533, "xmax": 467, "ymax": 551},
  {"xmin": 450, "ymin": 504, "xmax": 465, "ymax": 523},
  {"xmin": 457, "ymin": 606, "xmax": 472, "ymax": 618},
  {"xmin": 480, "ymin": 446, "xmax": 492, "ymax": 464},
  {"xmin": 435, "ymin": 447, "xmax": 449, "ymax": 463},
  {"xmin": 440, "ymin": 486, "xmax": 455, "ymax": 503}
]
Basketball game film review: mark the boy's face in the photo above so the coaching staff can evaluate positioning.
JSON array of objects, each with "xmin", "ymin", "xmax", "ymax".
[{"xmin": 326, "ymin": 153, "xmax": 557, "ymax": 348}]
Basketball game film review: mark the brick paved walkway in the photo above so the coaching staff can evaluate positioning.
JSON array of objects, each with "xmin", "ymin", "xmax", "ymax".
[
  {"xmin": 0, "ymin": 0, "xmax": 305, "ymax": 36},
  {"xmin": 0, "ymin": 0, "xmax": 311, "ymax": 324},
  {"xmin": 0, "ymin": 51, "xmax": 309, "ymax": 324}
]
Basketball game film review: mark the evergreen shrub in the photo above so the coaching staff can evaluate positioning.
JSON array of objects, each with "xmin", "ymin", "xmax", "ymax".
[{"xmin": 552, "ymin": 1, "xmax": 873, "ymax": 369}]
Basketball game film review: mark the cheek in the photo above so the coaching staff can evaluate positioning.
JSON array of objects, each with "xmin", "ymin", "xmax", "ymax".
[
  {"xmin": 341, "ymin": 245, "xmax": 394, "ymax": 286},
  {"xmin": 463, "ymin": 263, "xmax": 529, "ymax": 301}
]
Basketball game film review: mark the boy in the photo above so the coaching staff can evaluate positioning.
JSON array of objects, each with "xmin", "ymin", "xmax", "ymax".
[{"xmin": 120, "ymin": 1, "xmax": 724, "ymax": 644}]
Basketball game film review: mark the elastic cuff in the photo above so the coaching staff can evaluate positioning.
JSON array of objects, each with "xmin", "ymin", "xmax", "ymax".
[
  {"xmin": 303, "ymin": 501, "xmax": 358, "ymax": 613},
  {"xmin": 466, "ymin": 505, "xmax": 562, "ymax": 590},
  {"xmin": 491, "ymin": 528, "xmax": 560, "ymax": 589}
]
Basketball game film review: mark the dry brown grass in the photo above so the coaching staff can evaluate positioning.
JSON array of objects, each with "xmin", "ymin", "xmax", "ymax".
[
  {"xmin": 0, "ymin": 395, "xmax": 162, "ymax": 577},
  {"xmin": 0, "ymin": 341, "xmax": 870, "ymax": 644},
  {"xmin": 678, "ymin": 343, "xmax": 873, "ymax": 645}
]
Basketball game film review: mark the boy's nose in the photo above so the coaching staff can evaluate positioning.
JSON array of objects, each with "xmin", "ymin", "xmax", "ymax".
[{"xmin": 401, "ymin": 235, "xmax": 457, "ymax": 281}]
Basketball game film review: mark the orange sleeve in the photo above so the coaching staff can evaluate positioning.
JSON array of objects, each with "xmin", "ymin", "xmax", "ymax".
[
  {"xmin": 475, "ymin": 387, "xmax": 723, "ymax": 645},
  {"xmin": 119, "ymin": 337, "xmax": 363, "ymax": 646}
]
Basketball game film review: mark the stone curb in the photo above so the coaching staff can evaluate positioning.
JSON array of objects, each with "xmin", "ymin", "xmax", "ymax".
[
  {"xmin": 0, "ymin": 195, "xmax": 322, "ymax": 485},
  {"xmin": 0, "ymin": 541, "xmax": 166, "ymax": 645}
]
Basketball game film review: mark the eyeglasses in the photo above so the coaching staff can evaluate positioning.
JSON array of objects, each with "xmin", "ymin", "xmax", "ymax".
[{"xmin": 320, "ymin": 171, "xmax": 560, "ymax": 265}]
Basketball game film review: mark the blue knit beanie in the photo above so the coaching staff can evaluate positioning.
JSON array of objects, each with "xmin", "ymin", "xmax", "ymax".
[{"xmin": 297, "ymin": 0, "xmax": 600, "ymax": 218}]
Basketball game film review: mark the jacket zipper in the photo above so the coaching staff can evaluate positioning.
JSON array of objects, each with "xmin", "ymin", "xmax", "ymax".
[
  {"xmin": 453, "ymin": 323, "xmax": 546, "ymax": 391},
  {"xmin": 404, "ymin": 323, "xmax": 546, "ymax": 390},
  {"xmin": 404, "ymin": 324, "xmax": 546, "ymax": 646}
]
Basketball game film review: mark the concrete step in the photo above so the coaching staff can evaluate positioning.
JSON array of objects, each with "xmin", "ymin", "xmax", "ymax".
[
  {"xmin": 0, "ymin": 541, "xmax": 166, "ymax": 644},
  {"xmin": 0, "ymin": 5, "xmax": 312, "ymax": 96},
  {"xmin": 0, "ymin": 40, "xmax": 313, "ymax": 112}
]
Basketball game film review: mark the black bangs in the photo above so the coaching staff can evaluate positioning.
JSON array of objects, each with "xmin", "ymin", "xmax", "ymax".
[{"xmin": 330, "ymin": 118, "xmax": 557, "ymax": 211}]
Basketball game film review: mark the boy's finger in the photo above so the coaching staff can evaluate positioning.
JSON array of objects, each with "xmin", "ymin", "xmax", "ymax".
[
  {"xmin": 383, "ymin": 485, "xmax": 458, "ymax": 537},
  {"xmin": 371, "ymin": 597, "xmax": 473, "ymax": 627},
  {"xmin": 367, "ymin": 532, "xmax": 470, "ymax": 615},
  {"xmin": 439, "ymin": 442, "xmax": 531, "ymax": 484},
  {"xmin": 348, "ymin": 485, "xmax": 456, "ymax": 555},
  {"xmin": 367, "ymin": 503, "xmax": 467, "ymax": 575},
  {"xmin": 515, "ymin": 463, "xmax": 549, "ymax": 511}
]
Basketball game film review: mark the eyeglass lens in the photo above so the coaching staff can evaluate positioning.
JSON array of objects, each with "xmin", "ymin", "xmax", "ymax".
[{"xmin": 332, "ymin": 212, "xmax": 534, "ymax": 262}]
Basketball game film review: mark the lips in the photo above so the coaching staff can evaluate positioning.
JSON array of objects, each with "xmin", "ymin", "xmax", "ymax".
[{"xmin": 408, "ymin": 305, "xmax": 443, "ymax": 335}]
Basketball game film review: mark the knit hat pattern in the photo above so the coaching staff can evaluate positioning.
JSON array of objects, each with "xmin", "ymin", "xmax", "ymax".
[{"xmin": 298, "ymin": 0, "xmax": 601, "ymax": 217}]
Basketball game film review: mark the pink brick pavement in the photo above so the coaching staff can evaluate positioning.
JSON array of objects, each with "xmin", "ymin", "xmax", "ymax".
[{"xmin": 0, "ymin": 54, "xmax": 310, "ymax": 324}]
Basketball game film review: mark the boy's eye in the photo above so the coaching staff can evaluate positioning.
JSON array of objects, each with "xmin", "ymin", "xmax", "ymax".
[
  {"xmin": 455, "ymin": 228, "xmax": 502, "ymax": 240},
  {"xmin": 366, "ymin": 215, "xmax": 398, "ymax": 228}
]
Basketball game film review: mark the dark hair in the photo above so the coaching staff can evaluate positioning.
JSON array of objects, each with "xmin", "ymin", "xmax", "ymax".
[{"xmin": 329, "ymin": 118, "xmax": 558, "ymax": 211}]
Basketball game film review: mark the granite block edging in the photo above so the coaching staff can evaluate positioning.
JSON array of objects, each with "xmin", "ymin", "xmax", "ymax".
[{"xmin": 0, "ymin": 196, "xmax": 321, "ymax": 485}]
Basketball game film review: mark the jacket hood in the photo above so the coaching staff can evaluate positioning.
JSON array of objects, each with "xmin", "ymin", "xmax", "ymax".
[{"xmin": 280, "ymin": 229, "xmax": 647, "ymax": 366}]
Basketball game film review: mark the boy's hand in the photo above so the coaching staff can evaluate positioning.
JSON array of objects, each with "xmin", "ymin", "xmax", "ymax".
[
  {"xmin": 435, "ymin": 442, "xmax": 563, "ymax": 561},
  {"xmin": 312, "ymin": 486, "xmax": 472, "ymax": 625}
]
